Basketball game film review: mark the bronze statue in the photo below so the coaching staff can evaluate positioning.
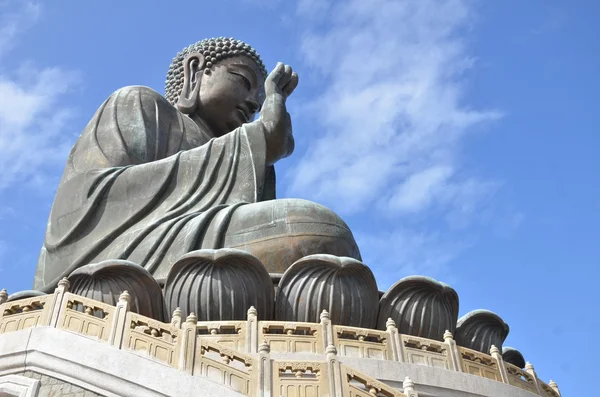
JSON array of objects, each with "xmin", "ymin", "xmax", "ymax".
[
  {"xmin": 27, "ymin": 37, "xmax": 511, "ymax": 340},
  {"xmin": 34, "ymin": 38, "xmax": 361, "ymax": 292}
]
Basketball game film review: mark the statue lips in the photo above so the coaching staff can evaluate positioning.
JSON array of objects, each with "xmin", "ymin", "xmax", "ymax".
[{"xmin": 235, "ymin": 105, "xmax": 250, "ymax": 123}]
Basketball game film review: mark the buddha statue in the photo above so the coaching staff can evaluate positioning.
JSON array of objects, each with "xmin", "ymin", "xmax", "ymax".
[
  {"xmin": 26, "ymin": 37, "xmax": 513, "ymax": 336},
  {"xmin": 34, "ymin": 37, "xmax": 361, "ymax": 292}
]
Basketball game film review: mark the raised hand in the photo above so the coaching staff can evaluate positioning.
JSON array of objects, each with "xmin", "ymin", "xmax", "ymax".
[{"xmin": 259, "ymin": 62, "xmax": 299, "ymax": 165}]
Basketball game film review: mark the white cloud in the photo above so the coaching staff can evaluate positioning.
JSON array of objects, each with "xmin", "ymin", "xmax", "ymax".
[
  {"xmin": 288, "ymin": 0, "xmax": 501, "ymax": 216},
  {"xmin": 285, "ymin": 0, "xmax": 509, "ymax": 276},
  {"xmin": 0, "ymin": 2, "xmax": 79, "ymax": 191},
  {"xmin": 356, "ymin": 228, "xmax": 469, "ymax": 289},
  {"xmin": 385, "ymin": 165, "xmax": 454, "ymax": 214},
  {"xmin": 0, "ymin": 2, "xmax": 40, "ymax": 55},
  {"xmin": 381, "ymin": 167, "xmax": 502, "ymax": 229}
]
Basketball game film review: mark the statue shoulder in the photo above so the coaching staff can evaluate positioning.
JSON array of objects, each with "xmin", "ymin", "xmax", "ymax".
[
  {"xmin": 109, "ymin": 85, "xmax": 174, "ymax": 109},
  {"xmin": 95, "ymin": 85, "xmax": 204, "ymax": 157}
]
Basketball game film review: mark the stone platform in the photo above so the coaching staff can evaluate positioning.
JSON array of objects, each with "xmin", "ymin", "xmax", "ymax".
[{"xmin": 0, "ymin": 283, "xmax": 561, "ymax": 397}]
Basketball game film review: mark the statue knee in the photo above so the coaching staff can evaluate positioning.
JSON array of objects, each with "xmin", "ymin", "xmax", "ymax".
[
  {"xmin": 277, "ymin": 198, "xmax": 351, "ymax": 229},
  {"xmin": 226, "ymin": 198, "xmax": 352, "ymax": 236},
  {"xmin": 224, "ymin": 198, "xmax": 361, "ymax": 273}
]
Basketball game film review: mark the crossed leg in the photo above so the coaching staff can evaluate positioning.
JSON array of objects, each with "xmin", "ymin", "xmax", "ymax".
[{"xmin": 222, "ymin": 199, "xmax": 362, "ymax": 275}]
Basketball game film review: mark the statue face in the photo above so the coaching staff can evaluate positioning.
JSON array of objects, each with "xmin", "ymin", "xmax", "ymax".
[{"xmin": 195, "ymin": 55, "xmax": 266, "ymax": 136}]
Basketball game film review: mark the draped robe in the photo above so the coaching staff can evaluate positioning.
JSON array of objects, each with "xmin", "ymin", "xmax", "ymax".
[{"xmin": 35, "ymin": 86, "xmax": 276, "ymax": 291}]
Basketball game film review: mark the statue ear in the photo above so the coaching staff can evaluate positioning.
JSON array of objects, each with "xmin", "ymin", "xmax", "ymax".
[{"xmin": 177, "ymin": 52, "xmax": 206, "ymax": 114}]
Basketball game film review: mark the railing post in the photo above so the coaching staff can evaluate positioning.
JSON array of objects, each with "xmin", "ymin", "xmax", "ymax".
[
  {"xmin": 47, "ymin": 278, "xmax": 70, "ymax": 327},
  {"xmin": 0, "ymin": 289, "xmax": 7, "ymax": 323},
  {"xmin": 385, "ymin": 318, "xmax": 402, "ymax": 362},
  {"xmin": 179, "ymin": 313, "xmax": 198, "ymax": 374},
  {"xmin": 443, "ymin": 330, "xmax": 462, "ymax": 372},
  {"xmin": 403, "ymin": 377, "xmax": 419, "ymax": 397},
  {"xmin": 171, "ymin": 307, "xmax": 183, "ymax": 329},
  {"xmin": 490, "ymin": 345, "xmax": 509, "ymax": 384},
  {"xmin": 525, "ymin": 362, "xmax": 543, "ymax": 395},
  {"xmin": 320, "ymin": 310, "xmax": 334, "ymax": 352},
  {"xmin": 108, "ymin": 291, "xmax": 130, "ymax": 348},
  {"xmin": 257, "ymin": 341, "xmax": 272, "ymax": 397},
  {"xmin": 326, "ymin": 344, "xmax": 344, "ymax": 397},
  {"xmin": 549, "ymin": 380, "xmax": 561, "ymax": 396},
  {"xmin": 247, "ymin": 306, "xmax": 259, "ymax": 354}
]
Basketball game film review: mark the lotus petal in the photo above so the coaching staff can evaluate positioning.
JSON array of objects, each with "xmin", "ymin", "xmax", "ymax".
[
  {"xmin": 456, "ymin": 309, "xmax": 510, "ymax": 353},
  {"xmin": 502, "ymin": 346, "xmax": 526, "ymax": 369},
  {"xmin": 377, "ymin": 276, "xmax": 459, "ymax": 340},
  {"xmin": 164, "ymin": 249, "xmax": 273, "ymax": 321},
  {"xmin": 68, "ymin": 260, "xmax": 166, "ymax": 321},
  {"xmin": 276, "ymin": 254, "xmax": 379, "ymax": 328}
]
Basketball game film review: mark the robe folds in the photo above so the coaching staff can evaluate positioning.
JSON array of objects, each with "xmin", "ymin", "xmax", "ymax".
[{"xmin": 35, "ymin": 85, "xmax": 275, "ymax": 292}]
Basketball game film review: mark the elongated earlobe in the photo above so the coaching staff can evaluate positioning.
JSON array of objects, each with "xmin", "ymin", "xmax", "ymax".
[{"xmin": 177, "ymin": 53, "xmax": 205, "ymax": 114}]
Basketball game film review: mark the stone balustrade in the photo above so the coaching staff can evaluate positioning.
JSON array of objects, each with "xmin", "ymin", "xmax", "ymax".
[
  {"xmin": 335, "ymin": 324, "xmax": 390, "ymax": 360},
  {"xmin": 124, "ymin": 310, "xmax": 180, "ymax": 365},
  {"xmin": 0, "ymin": 294, "xmax": 51, "ymax": 333},
  {"xmin": 402, "ymin": 334, "xmax": 452, "ymax": 370},
  {"xmin": 261, "ymin": 320, "xmax": 322, "ymax": 354},
  {"xmin": 0, "ymin": 283, "xmax": 561, "ymax": 397}
]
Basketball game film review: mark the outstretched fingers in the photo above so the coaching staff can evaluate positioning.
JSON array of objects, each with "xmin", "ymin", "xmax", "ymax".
[
  {"xmin": 282, "ymin": 72, "xmax": 299, "ymax": 98},
  {"xmin": 266, "ymin": 62, "xmax": 298, "ymax": 98},
  {"xmin": 266, "ymin": 62, "xmax": 286, "ymax": 87},
  {"xmin": 278, "ymin": 65, "xmax": 293, "ymax": 88}
]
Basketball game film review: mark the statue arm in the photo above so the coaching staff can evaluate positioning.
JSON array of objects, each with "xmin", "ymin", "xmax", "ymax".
[
  {"xmin": 38, "ymin": 81, "xmax": 277, "ymax": 290},
  {"xmin": 248, "ymin": 63, "xmax": 299, "ymax": 167},
  {"xmin": 48, "ymin": 87, "xmax": 271, "ymax": 248},
  {"xmin": 69, "ymin": 85, "xmax": 270, "ymax": 183}
]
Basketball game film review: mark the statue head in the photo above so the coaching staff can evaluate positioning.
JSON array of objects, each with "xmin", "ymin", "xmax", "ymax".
[{"xmin": 165, "ymin": 37, "xmax": 268, "ymax": 136}]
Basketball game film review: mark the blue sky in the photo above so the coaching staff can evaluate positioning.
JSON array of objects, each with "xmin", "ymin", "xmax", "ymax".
[{"xmin": 0, "ymin": 0, "xmax": 597, "ymax": 394}]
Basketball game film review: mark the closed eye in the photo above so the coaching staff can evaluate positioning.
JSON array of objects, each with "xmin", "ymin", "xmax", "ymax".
[{"xmin": 230, "ymin": 71, "xmax": 251, "ymax": 90}]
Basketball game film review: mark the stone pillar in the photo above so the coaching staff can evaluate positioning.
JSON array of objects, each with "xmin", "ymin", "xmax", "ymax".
[
  {"xmin": 47, "ymin": 278, "xmax": 70, "ymax": 327},
  {"xmin": 490, "ymin": 345, "xmax": 509, "ymax": 384},
  {"xmin": 256, "ymin": 341, "xmax": 272, "ymax": 397},
  {"xmin": 403, "ymin": 377, "xmax": 419, "ymax": 397},
  {"xmin": 246, "ymin": 306, "xmax": 259, "ymax": 354},
  {"xmin": 385, "ymin": 318, "xmax": 403, "ymax": 362},
  {"xmin": 326, "ymin": 344, "xmax": 344, "ymax": 397},
  {"xmin": 108, "ymin": 291, "xmax": 130, "ymax": 348},
  {"xmin": 443, "ymin": 330, "xmax": 462, "ymax": 372},
  {"xmin": 320, "ymin": 310, "xmax": 334, "ymax": 351},
  {"xmin": 171, "ymin": 307, "xmax": 183, "ymax": 329},
  {"xmin": 179, "ymin": 313, "xmax": 198, "ymax": 374},
  {"xmin": 525, "ymin": 362, "xmax": 543, "ymax": 395},
  {"xmin": 549, "ymin": 380, "xmax": 561, "ymax": 396}
]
